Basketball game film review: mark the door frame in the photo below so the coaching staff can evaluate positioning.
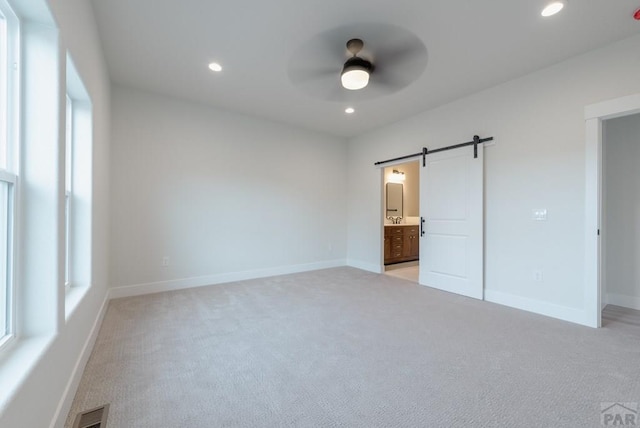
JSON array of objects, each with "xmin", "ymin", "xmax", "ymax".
[{"xmin": 585, "ymin": 93, "xmax": 640, "ymax": 328}]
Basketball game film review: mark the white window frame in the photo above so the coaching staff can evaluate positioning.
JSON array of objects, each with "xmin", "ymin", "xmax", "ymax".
[
  {"xmin": 64, "ymin": 94, "xmax": 72, "ymax": 291},
  {"xmin": 64, "ymin": 53, "xmax": 92, "ymax": 306},
  {"xmin": 0, "ymin": 0, "xmax": 19, "ymax": 350},
  {"xmin": 0, "ymin": 171, "xmax": 16, "ymax": 348}
]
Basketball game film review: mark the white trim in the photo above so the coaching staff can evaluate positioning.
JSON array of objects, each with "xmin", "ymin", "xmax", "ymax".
[
  {"xmin": 346, "ymin": 259, "xmax": 383, "ymax": 274},
  {"xmin": 584, "ymin": 93, "xmax": 640, "ymax": 328},
  {"xmin": 606, "ymin": 293, "xmax": 640, "ymax": 312},
  {"xmin": 584, "ymin": 117, "xmax": 601, "ymax": 328},
  {"xmin": 585, "ymin": 93, "xmax": 640, "ymax": 121},
  {"xmin": 485, "ymin": 289, "xmax": 588, "ymax": 326},
  {"xmin": 109, "ymin": 260, "xmax": 347, "ymax": 299},
  {"xmin": 0, "ymin": 170, "xmax": 16, "ymax": 183},
  {"xmin": 50, "ymin": 293, "xmax": 109, "ymax": 428}
]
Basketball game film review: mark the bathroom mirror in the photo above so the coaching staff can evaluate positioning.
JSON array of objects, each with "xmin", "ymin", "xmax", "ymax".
[{"xmin": 386, "ymin": 183, "xmax": 403, "ymax": 218}]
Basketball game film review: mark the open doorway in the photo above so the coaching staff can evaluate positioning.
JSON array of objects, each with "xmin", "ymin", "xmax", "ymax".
[
  {"xmin": 585, "ymin": 93, "xmax": 640, "ymax": 328},
  {"xmin": 382, "ymin": 160, "xmax": 420, "ymax": 282},
  {"xmin": 601, "ymin": 113, "xmax": 640, "ymax": 326}
]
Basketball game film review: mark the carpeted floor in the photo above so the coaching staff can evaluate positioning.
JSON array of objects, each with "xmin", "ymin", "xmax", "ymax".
[{"xmin": 65, "ymin": 267, "xmax": 640, "ymax": 427}]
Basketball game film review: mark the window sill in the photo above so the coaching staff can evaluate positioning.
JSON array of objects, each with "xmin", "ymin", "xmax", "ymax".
[
  {"xmin": 0, "ymin": 335, "xmax": 54, "ymax": 414},
  {"xmin": 65, "ymin": 285, "xmax": 89, "ymax": 321}
]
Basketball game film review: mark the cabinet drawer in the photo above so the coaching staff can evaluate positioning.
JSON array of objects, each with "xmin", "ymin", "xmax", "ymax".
[
  {"xmin": 388, "ymin": 227, "xmax": 404, "ymax": 235},
  {"xmin": 405, "ymin": 227, "xmax": 419, "ymax": 235},
  {"xmin": 392, "ymin": 236, "xmax": 403, "ymax": 244}
]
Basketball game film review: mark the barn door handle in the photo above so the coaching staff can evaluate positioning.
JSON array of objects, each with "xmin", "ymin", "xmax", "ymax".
[{"xmin": 420, "ymin": 217, "xmax": 425, "ymax": 237}]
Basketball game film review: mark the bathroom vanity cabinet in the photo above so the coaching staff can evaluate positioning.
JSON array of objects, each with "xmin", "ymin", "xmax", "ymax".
[{"xmin": 384, "ymin": 225, "xmax": 419, "ymax": 265}]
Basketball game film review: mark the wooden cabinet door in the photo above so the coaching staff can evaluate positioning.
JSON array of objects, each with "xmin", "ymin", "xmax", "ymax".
[
  {"xmin": 384, "ymin": 235, "xmax": 391, "ymax": 261},
  {"xmin": 386, "ymin": 226, "xmax": 420, "ymax": 265},
  {"xmin": 407, "ymin": 227, "xmax": 420, "ymax": 258}
]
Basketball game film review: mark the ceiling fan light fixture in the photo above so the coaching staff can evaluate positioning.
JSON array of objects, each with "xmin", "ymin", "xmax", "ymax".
[{"xmin": 341, "ymin": 57, "xmax": 372, "ymax": 90}]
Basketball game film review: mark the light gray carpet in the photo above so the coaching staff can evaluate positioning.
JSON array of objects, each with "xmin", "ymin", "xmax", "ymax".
[{"xmin": 65, "ymin": 267, "xmax": 640, "ymax": 427}]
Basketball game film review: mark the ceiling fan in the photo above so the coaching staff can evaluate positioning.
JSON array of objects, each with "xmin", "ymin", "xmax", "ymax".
[
  {"xmin": 340, "ymin": 38, "xmax": 373, "ymax": 90},
  {"xmin": 288, "ymin": 23, "xmax": 428, "ymax": 101}
]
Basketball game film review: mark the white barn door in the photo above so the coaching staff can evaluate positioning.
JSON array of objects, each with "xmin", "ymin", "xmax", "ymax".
[{"xmin": 419, "ymin": 144, "xmax": 484, "ymax": 299}]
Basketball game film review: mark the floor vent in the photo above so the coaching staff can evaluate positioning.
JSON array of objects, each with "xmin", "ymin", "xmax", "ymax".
[{"xmin": 73, "ymin": 404, "xmax": 110, "ymax": 428}]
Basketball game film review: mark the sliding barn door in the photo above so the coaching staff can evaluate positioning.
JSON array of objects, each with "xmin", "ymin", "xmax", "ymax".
[{"xmin": 419, "ymin": 144, "xmax": 484, "ymax": 299}]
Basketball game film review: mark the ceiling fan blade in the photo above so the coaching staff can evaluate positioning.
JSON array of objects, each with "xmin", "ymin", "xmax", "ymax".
[
  {"xmin": 288, "ymin": 65, "xmax": 339, "ymax": 85},
  {"xmin": 376, "ymin": 42, "xmax": 427, "ymax": 68},
  {"xmin": 290, "ymin": 72, "xmax": 347, "ymax": 101},
  {"xmin": 373, "ymin": 52, "xmax": 427, "ymax": 90},
  {"xmin": 370, "ymin": 33, "xmax": 428, "ymax": 91},
  {"xmin": 370, "ymin": 68, "xmax": 411, "ymax": 91}
]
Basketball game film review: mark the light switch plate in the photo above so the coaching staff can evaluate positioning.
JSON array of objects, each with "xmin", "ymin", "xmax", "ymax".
[
  {"xmin": 533, "ymin": 270, "xmax": 543, "ymax": 282},
  {"xmin": 532, "ymin": 209, "xmax": 547, "ymax": 221}
]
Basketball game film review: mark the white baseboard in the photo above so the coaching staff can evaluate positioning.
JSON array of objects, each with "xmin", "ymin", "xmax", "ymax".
[
  {"xmin": 606, "ymin": 292, "xmax": 640, "ymax": 311},
  {"xmin": 50, "ymin": 293, "xmax": 110, "ymax": 428},
  {"xmin": 346, "ymin": 259, "xmax": 383, "ymax": 274},
  {"xmin": 109, "ymin": 259, "xmax": 347, "ymax": 299},
  {"xmin": 484, "ymin": 289, "xmax": 589, "ymax": 326}
]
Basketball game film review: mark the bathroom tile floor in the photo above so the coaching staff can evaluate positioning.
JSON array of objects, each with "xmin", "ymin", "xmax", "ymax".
[{"xmin": 384, "ymin": 262, "xmax": 419, "ymax": 283}]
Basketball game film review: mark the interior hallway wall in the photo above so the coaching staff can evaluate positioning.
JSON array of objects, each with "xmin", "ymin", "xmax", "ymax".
[
  {"xmin": 346, "ymin": 35, "xmax": 640, "ymax": 325},
  {"xmin": 110, "ymin": 86, "xmax": 348, "ymax": 291},
  {"xmin": 603, "ymin": 113, "xmax": 640, "ymax": 310}
]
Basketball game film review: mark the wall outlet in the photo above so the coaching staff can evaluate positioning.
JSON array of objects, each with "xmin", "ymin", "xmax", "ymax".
[
  {"xmin": 533, "ymin": 270, "xmax": 543, "ymax": 282},
  {"xmin": 162, "ymin": 256, "xmax": 169, "ymax": 267}
]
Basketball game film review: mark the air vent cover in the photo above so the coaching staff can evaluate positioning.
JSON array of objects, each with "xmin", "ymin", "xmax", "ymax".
[{"xmin": 72, "ymin": 404, "xmax": 109, "ymax": 428}]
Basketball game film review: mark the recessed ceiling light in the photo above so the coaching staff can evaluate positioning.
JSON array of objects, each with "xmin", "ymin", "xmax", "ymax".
[
  {"xmin": 345, "ymin": 107, "xmax": 355, "ymax": 114},
  {"xmin": 541, "ymin": 1, "xmax": 565, "ymax": 17},
  {"xmin": 208, "ymin": 62, "xmax": 222, "ymax": 72}
]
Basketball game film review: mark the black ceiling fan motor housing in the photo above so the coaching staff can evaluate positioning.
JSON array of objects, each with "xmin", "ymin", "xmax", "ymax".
[{"xmin": 343, "ymin": 56, "xmax": 374, "ymax": 73}]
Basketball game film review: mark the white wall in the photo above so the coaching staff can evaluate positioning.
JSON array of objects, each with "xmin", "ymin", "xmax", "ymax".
[
  {"xmin": 347, "ymin": 35, "xmax": 640, "ymax": 325},
  {"xmin": 603, "ymin": 113, "xmax": 640, "ymax": 310},
  {"xmin": 110, "ymin": 86, "xmax": 347, "ymax": 293},
  {"xmin": 0, "ymin": 0, "xmax": 111, "ymax": 427}
]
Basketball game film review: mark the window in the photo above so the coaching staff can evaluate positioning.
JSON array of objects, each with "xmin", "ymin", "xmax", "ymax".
[
  {"xmin": 65, "ymin": 94, "xmax": 72, "ymax": 289},
  {"xmin": 0, "ymin": 5, "xmax": 7, "ymax": 167},
  {"xmin": 65, "ymin": 53, "xmax": 92, "ymax": 299},
  {"xmin": 0, "ymin": 177, "xmax": 11, "ymax": 342},
  {"xmin": 0, "ymin": 0, "xmax": 17, "ymax": 347}
]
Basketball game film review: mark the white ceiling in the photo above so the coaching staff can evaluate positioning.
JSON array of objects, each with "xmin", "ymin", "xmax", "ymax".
[{"xmin": 90, "ymin": 0, "xmax": 640, "ymax": 138}]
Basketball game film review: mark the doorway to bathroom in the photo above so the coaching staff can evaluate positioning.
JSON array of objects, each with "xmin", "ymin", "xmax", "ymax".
[{"xmin": 382, "ymin": 160, "xmax": 420, "ymax": 283}]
